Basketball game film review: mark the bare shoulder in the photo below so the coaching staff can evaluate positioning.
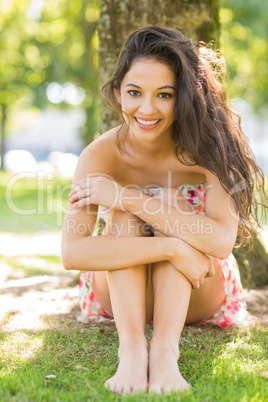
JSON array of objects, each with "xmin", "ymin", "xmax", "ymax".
[{"xmin": 73, "ymin": 126, "xmax": 120, "ymax": 181}]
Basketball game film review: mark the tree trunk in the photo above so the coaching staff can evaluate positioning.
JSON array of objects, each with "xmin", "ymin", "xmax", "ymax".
[
  {"xmin": 98, "ymin": 0, "xmax": 268, "ymax": 289},
  {"xmin": 232, "ymin": 233, "xmax": 268, "ymax": 289},
  {"xmin": 0, "ymin": 104, "xmax": 7, "ymax": 170}
]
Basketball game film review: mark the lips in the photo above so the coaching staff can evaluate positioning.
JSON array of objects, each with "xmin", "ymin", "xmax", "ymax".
[
  {"xmin": 135, "ymin": 117, "xmax": 161, "ymax": 126},
  {"xmin": 134, "ymin": 117, "xmax": 161, "ymax": 130}
]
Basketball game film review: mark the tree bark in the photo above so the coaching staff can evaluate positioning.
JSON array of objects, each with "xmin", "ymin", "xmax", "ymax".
[
  {"xmin": 232, "ymin": 233, "xmax": 268, "ymax": 289},
  {"xmin": 98, "ymin": 0, "xmax": 268, "ymax": 289}
]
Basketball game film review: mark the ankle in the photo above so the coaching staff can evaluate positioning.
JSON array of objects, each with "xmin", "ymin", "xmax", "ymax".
[
  {"xmin": 150, "ymin": 336, "xmax": 180, "ymax": 358},
  {"xmin": 119, "ymin": 333, "xmax": 148, "ymax": 351}
]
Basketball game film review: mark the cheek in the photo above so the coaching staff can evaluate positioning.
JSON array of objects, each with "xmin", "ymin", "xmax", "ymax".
[
  {"xmin": 163, "ymin": 103, "xmax": 175, "ymax": 120},
  {"xmin": 121, "ymin": 97, "xmax": 139, "ymax": 114}
]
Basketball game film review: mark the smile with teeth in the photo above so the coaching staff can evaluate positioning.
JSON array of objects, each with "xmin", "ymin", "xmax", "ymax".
[{"xmin": 135, "ymin": 117, "xmax": 161, "ymax": 126}]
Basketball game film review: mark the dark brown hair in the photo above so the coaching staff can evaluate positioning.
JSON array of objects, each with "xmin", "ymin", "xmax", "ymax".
[{"xmin": 102, "ymin": 26, "xmax": 267, "ymax": 247}]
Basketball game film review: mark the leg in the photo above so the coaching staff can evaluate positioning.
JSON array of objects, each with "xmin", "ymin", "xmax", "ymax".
[
  {"xmin": 148, "ymin": 259, "xmax": 226, "ymax": 394},
  {"xmin": 94, "ymin": 211, "xmax": 151, "ymax": 394},
  {"xmin": 148, "ymin": 188, "xmax": 226, "ymax": 394},
  {"xmin": 149, "ymin": 261, "xmax": 191, "ymax": 394}
]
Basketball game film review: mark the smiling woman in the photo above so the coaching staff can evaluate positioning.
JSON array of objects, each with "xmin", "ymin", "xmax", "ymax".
[{"xmin": 61, "ymin": 26, "xmax": 267, "ymax": 396}]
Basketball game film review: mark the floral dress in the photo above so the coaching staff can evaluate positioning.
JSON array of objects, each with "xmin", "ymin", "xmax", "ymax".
[{"xmin": 78, "ymin": 183, "xmax": 248, "ymax": 329}]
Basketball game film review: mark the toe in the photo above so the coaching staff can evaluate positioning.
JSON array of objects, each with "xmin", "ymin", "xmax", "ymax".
[
  {"xmin": 114, "ymin": 385, "xmax": 123, "ymax": 395},
  {"xmin": 104, "ymin": 381, "xmax": 110, "ymax": 390},
  {"xmin": 149, "ymin": 385, "xmax": 162, "ymax": 395},
  {"xmin": 163, "ymin": 386, "xmax": 172, "ymax": 395},
  {"xmin": 132, "ymin": 384, "xmax": 147, "ymax": 395},
  {"xmin": 122, "ymin": 385, "xmax": 132, "ymax": 394}
]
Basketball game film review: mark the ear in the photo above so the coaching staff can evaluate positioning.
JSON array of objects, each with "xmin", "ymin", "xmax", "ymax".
[{"xmin": 114, "ymin": 88, "xmax": 121, "ymax": 104}]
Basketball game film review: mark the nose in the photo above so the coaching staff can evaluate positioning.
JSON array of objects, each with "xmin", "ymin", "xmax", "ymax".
[{"xmin": 139, "ymin": 95, "xmax": 157, "ymax": 115}]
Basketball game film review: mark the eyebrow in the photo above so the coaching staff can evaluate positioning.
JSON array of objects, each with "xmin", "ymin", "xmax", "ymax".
[{"xmin": 124, "ymin": 83, "xmax": 176, "ymax": 91}]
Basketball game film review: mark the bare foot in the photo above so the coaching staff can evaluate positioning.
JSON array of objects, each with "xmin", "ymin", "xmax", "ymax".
[
  {"xmin": 148, "ymin": 340, "xmax": 190, "ymax": 395},
  {"xmin": 105, "ymin": 338, "xmax": 148, "ymax": 394}
]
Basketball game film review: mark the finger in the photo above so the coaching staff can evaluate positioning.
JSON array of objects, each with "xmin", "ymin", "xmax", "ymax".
[
  {"xmin": 69, "ymin": 184, "xmax": 84, "ymax": 197},
  {"xmin": 69, "ymin": 186, "xmax": 84, "ymax": 201},
  {"xmin": 192, "ymin": 279, "xmax": 200, "ymax": 290},
  {"xmin": 199, "ymin": 276, "xmax": 205, "ymax": 286},
  {"xmin": 69, "ymin": 189, "xmax": 92, "ymax": 203},
  {"xmin": 71, "ymin": 179, "xmax": 86, "ymax": 189},
  {"xmin": 207, "ymin": 257, "xmax": 215, "ymax": 277},
  {"xmin": 73, "ymin": 196, "xmax": 92, "ymax": 208}
]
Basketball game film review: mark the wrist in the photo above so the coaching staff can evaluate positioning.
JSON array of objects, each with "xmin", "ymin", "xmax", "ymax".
[{"xmin": 167, "ymin": 237, "xmax": 183, "ymax": 260}]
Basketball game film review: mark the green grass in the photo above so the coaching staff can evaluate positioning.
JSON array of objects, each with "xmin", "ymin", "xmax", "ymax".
[
  {"xmin": 0, "ymin": 324, "xmax": 267, "ymax": 401},
  {"xmin": 0, "ymin": 171, "xmax": 72, "ymax": 233}
]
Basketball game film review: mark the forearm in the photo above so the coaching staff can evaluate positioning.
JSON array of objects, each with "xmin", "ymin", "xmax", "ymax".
[
  {"xmin": 122, "ymin": 189, "xmax": 234, "ymax": 258},
  {"xmin": 61, "ymin": 234, "xmax": 178, "ymax": 271}
]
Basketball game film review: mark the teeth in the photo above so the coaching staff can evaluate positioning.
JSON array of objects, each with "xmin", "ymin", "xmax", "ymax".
[{"xmin": 136, "ymin": 118, "xmax": 160, "ymax": 126}]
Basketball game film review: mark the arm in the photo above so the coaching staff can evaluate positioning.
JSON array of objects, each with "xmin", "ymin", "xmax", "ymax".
[
  {"xmin": 121, "ymin": 171, "xmax": 238, "ymax": 259},
  {"xmin": 69, "ymin": 170, "xmax": 239, "ymax": 259},
  {"xmin": 120, "ymin": 172, "xmax": 238, "ymax": 259}
]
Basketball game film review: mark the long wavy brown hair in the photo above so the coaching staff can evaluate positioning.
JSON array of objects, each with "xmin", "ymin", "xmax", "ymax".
[{"xmin": 102, "ymin": 26, "xmax": 267, "ymax": 247}]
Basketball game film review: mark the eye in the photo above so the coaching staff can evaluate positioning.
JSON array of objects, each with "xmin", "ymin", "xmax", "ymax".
[
  {"xmin": 158, "ymin": 92, "xmax": 172, "ymax": 99},
  {"xmin": 128, "ymin": 90, "xmax": 141, "ymax": 96}
]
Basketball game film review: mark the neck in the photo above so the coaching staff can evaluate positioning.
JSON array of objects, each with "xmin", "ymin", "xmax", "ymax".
[{"xmin": 123, "ymin": 126, "xmax": 175, "ymax": 160}]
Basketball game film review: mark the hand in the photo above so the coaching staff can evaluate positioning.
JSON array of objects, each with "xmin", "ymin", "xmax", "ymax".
[
  {"xmin": 68, "ymin": 176, "xmax": 124, "ymax": 210},
  {"xmin": 170, "ymin": 239, "xmax": 215, "ymax": 289}
]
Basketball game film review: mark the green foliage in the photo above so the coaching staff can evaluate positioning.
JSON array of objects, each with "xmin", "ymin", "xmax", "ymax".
[
  {"xmin": 220, "ymin": 0, "xmax": 268, "ymax": 113},
  {"xmin": 0, "ymin": 0, "xmax": 33, "ymax": 108},
  {"xmin": 29, "ymin": 0, "xmax": 100, "ymax": 142},
  {"xmin": 0, "ymin": 0, "xmax": 100, "ymax": 146}
]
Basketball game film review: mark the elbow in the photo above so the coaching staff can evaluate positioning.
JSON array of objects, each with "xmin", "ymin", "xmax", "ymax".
[
  {"xmin": 62, "ymin": 258, "xmax": 73, "ymax": 271},
  {"xmin": 62, "ymin": 255, "xmax": 74, "ymax": 271},
  {"xmin": 214, "ymin": 239, "xmax": 236, "ymax": 260},
  {"xmin": 216, "ymin": 249, "xmax": 232, "ymax": 260},
  {"xmin": 61, "ymin": 242, "xmax": 76, "ymax": 271}
]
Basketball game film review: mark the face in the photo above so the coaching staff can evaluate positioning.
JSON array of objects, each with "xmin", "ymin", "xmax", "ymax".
[{"xmin": 115, "ymin": 58, "xmax": 176, "ymax": 144}]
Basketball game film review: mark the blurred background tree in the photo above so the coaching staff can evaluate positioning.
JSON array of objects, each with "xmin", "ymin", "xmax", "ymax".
[
  {"xmin": 0, "ymin": 0, "xmax": 100, "ymax": 169},
  {"xmin": 220, "ymin": 0, "xmax": 268, "ymax": 115},
  {"xmin": 1, "ymin": 0, "xmax": 267, "ymax": 165},
  {"xmin": 1, "ymin": 0, "xmax": 267, "ymax": 167}
]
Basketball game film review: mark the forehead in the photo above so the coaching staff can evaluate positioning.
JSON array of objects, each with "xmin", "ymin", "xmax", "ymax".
[{"xmin": 122, "ymin": 58, "xmax": 176, "ymax": 86}]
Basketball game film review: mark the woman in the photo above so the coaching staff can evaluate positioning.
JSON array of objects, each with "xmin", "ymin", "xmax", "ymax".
[{"xmin": 62, "ymin": 26, "xmax": 266, "ymax": 395}]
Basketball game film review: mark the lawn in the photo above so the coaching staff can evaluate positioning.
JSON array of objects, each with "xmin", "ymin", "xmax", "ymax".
[
  {"xmin": 0, "ymin": 171, "xmax": 268, "ymax": 401},
  {"xmin": 0, "ymin": 322, "xmax": 267, "ymax": 401},
  {"xmin": 0, "ymin": 171, "xmax": 72, "ymax": 233}
]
